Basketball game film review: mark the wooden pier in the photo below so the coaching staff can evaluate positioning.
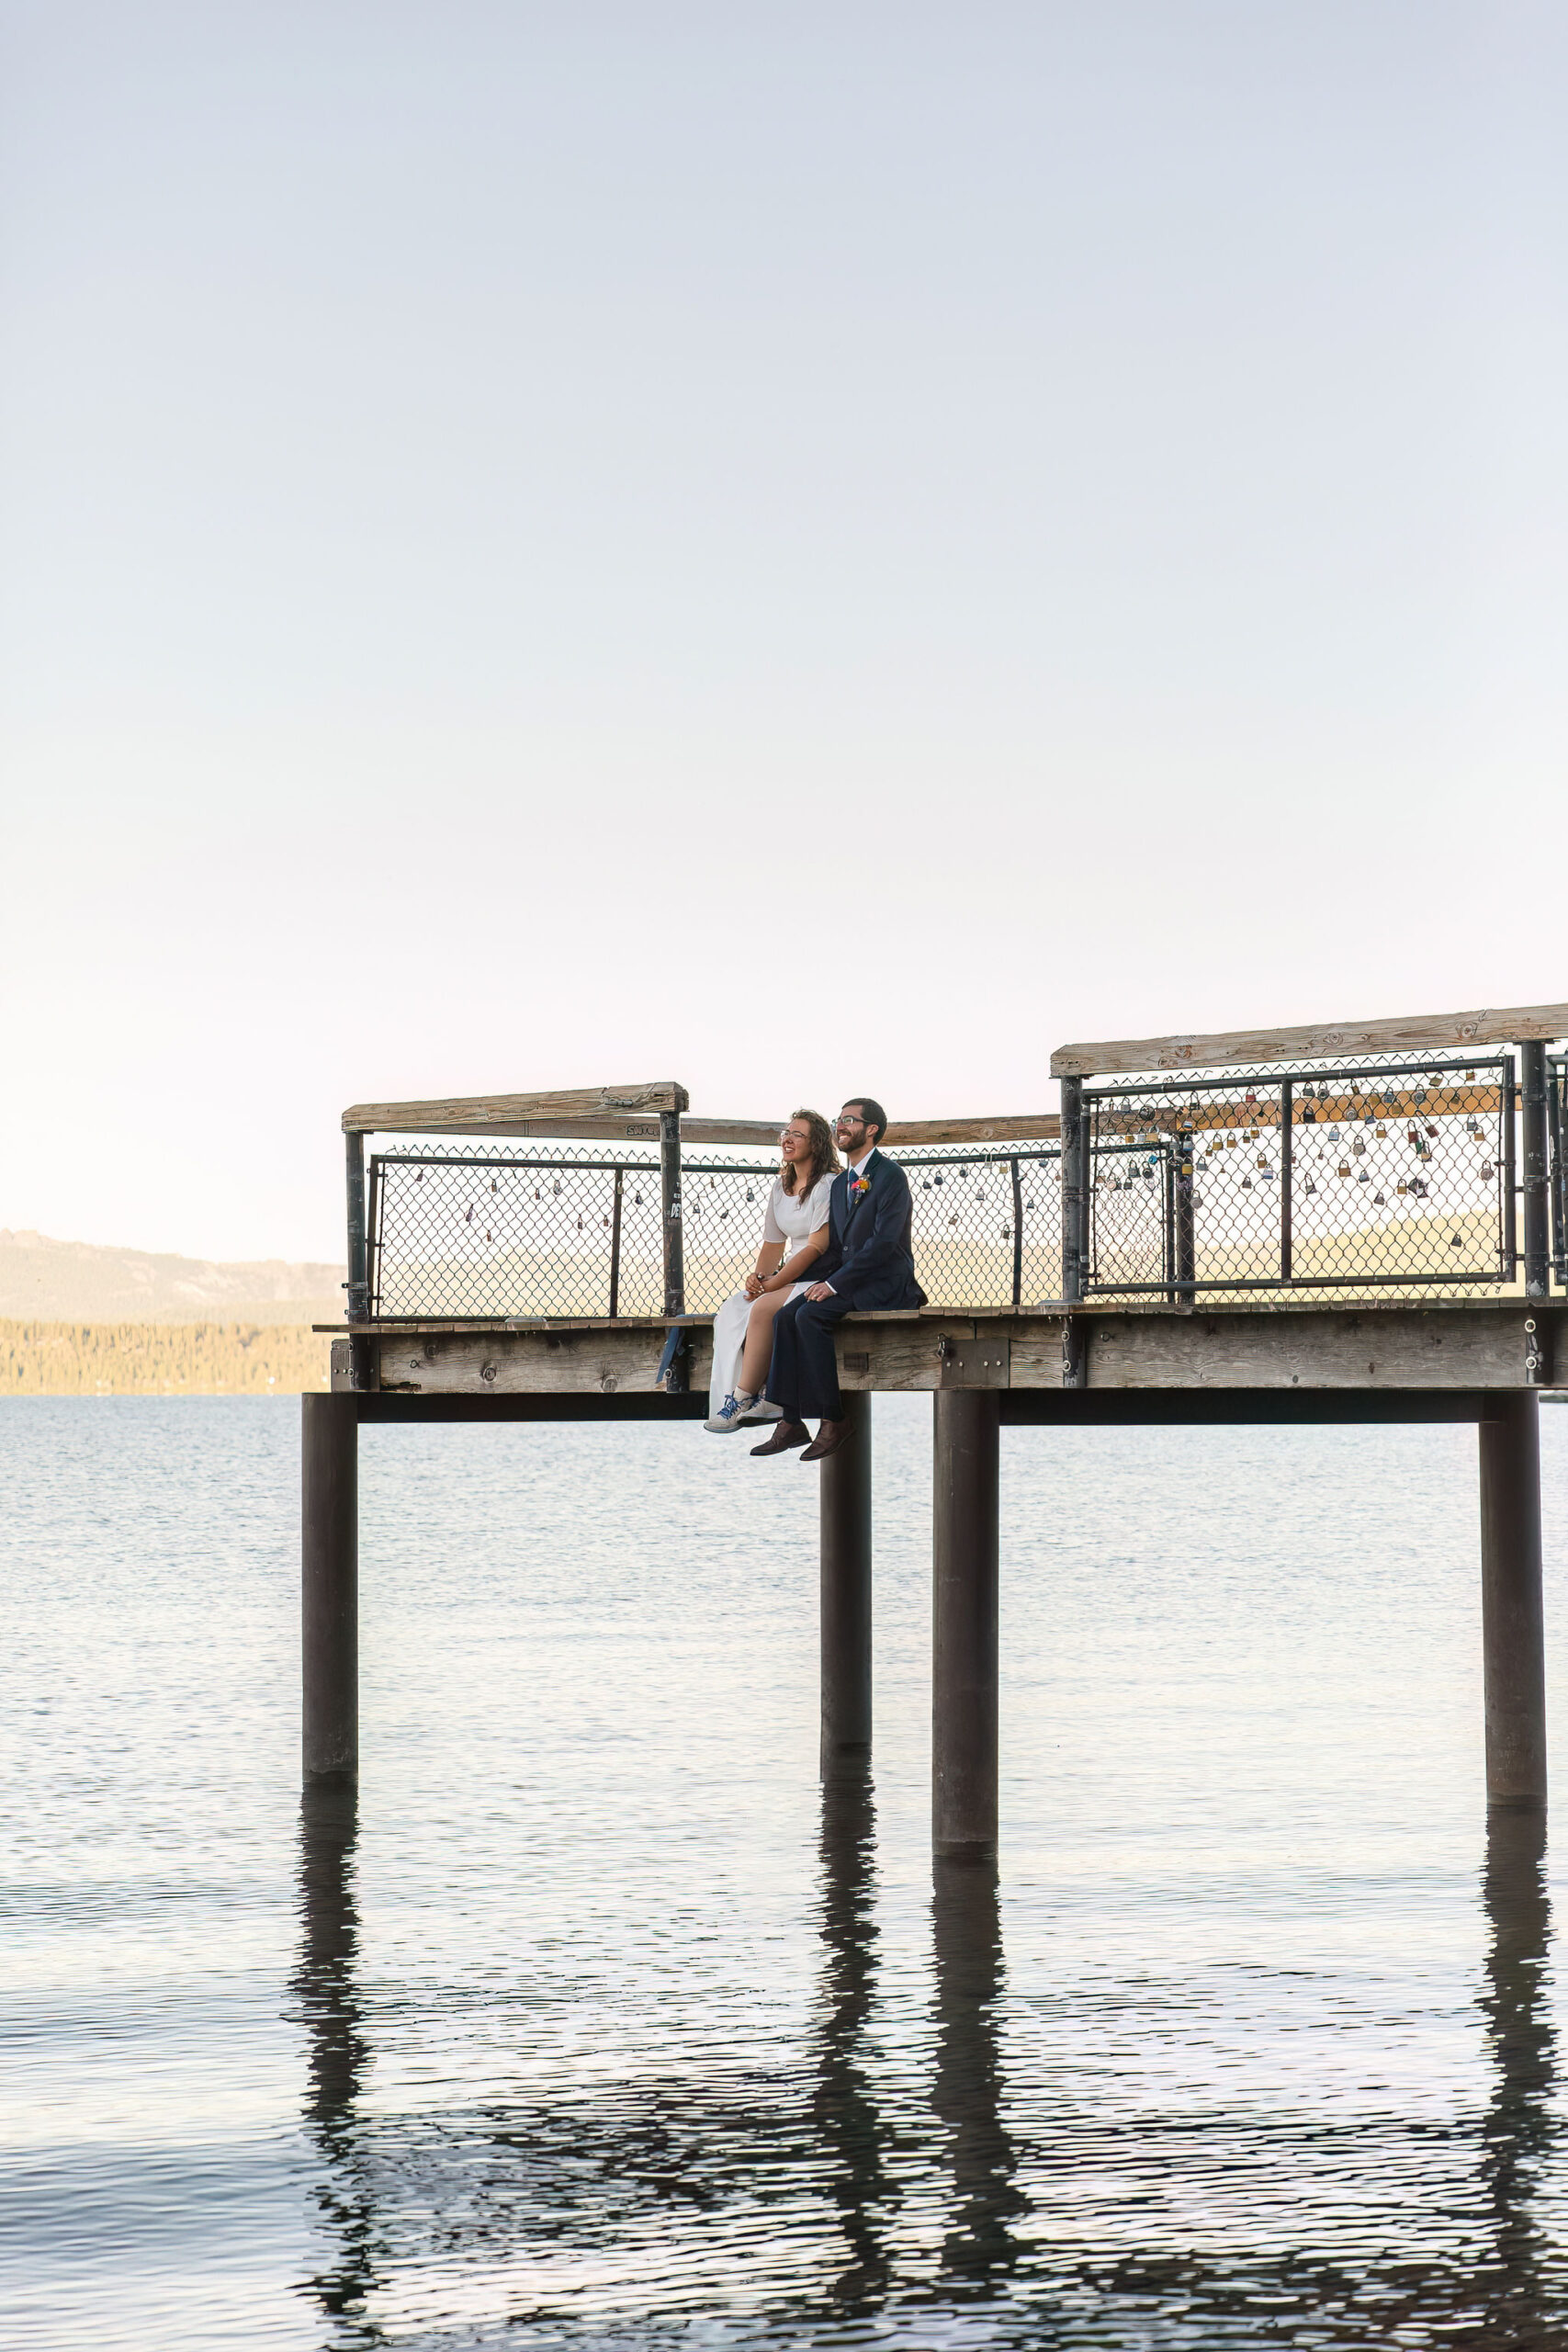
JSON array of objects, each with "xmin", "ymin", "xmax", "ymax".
[{"xmin": 305, "ymin": 1003, "xmax": 1568, "ymax": 1858}]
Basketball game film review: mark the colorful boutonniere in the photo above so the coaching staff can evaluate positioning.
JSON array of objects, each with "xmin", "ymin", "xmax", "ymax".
[{"xmin": 850, "ymin": 1173, "xmax": 871, "ymax": 1200}]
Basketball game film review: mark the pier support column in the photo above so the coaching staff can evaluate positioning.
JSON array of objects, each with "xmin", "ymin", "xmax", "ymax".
[
  {"xmin": 932, "ymin": 1391, "xmax": 999, "ymax": 1856},
  {"xmin": 303, "ymin": 1393, "xmax": 358, "ymax": 1781},
  {"xmin": 820, "ymin": 1392, "xmax": 873, "ymax": 1772},
  {"xmin": 1481, "ymin": 1392, "xmax": 1546, "ymax": 1811}
]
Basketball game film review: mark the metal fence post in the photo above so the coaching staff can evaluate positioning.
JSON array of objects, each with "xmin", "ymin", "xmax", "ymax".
[
  {"xmin": 1521, "ymin": 1042, "xmax": 1550, "ymax": 1300},
  {"xmin": 1503, "ymin": 1056, "xmax": 1518, "ymax": 1281},
  {"xmin": 364, "ymin": 1156, "xmax": 382, "ymax": 1319},
  {"xmin": 1550, "ymin": 1061, "xmax": 1567, "ymax": 1288},
  {"xmin": 1059, "ymin": 1076, "xmax": 1088, "ymax": 1385},
  {"xmin": 344, "ymin": 1130, "xmax": 373, "ymax": 1392},
  {"xmin": 1174, "ymin": 1114, "xmax": 1196, "ymax": 1305},
  {"xmin": 1060, "ymin": 1077, "xmax": 1087, "ymax": 1304},
  {"xmin": 660, "ymin": 1111, "xmax": 685, "ymax": 1317},
  {"xmin": 608, "ymin": 1166, "xmax": 624, "ymax": 1318},
  {"xmin": 1009, "ymin": 1158, "xmax": 1023, "ymax": 1308},
  {"xmin": 1280, "ymin": 1079, "xmax": 1293, "ymax": 1283},
  {"xmin": 345, "ymin": 1131, "xmax": 369, "ymax": 1321}
]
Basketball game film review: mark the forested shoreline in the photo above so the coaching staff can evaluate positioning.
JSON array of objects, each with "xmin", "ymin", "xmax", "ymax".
[{"xmin": 0, "ymin": 1320, "xmax": 332, "ymax": 1395}]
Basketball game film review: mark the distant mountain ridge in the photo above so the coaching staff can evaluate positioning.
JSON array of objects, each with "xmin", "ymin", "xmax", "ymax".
[{"xmin": 0, "ymin": 1229, "xmax": 345, "ymax": 1326}]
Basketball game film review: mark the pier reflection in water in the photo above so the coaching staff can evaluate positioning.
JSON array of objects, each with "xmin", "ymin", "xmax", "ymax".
[
  {"xmin": 291, "ymin": 1790, "xmax": 1568, "ymax": 2349},
  {"xmin": 291, "ymin": 1765, "xmax": 1025, "ymax": 2342}
]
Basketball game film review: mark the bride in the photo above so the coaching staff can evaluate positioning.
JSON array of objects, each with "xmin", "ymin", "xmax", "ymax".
[{"xmin": 705, "ymin": 1111, "xmax": 840, "ymax": 1434}]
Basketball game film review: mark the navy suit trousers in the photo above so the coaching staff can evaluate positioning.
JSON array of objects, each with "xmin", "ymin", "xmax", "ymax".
[{"xmin": 765, "ymin": 1292, "xmax": 854, "ymax": 1423}]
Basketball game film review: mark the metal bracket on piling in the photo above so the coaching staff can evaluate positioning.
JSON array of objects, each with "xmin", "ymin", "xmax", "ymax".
[
  {"xmin": 1524, "ymin": 1315, "xmax": 1552, "ymax": 1389},
  {"xmin": 657, "ymin": 1324, "xmax": 691, "ymax": 1394}
]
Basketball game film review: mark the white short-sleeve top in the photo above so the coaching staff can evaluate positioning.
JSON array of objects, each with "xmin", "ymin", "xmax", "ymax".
[{"xmin": 762, "ymin": 1170, "xmax": 836, "ymax": 1250}]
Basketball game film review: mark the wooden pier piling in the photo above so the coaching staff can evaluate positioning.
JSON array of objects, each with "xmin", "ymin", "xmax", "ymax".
[
  {"xmin": 819, "ymin": 1392, "xmax": 873, "ymax": 1772},
  {"xmin": 932, "ymin": 1391, "xmax": 1000, "ymax": 1856},
  {"xmin": 302, "ymin": 1393, "xmax": 358, "ymax": 1781},
  {"xmin": 1480, "ymin": 1391, "xmax": 1547, "ymax": 1811}
]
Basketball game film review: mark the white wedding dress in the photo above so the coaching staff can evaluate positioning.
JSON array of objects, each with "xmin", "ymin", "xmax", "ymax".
[{"xmin": 708, "ymin": 1170, "xmax": 836, "ymax": 1419}]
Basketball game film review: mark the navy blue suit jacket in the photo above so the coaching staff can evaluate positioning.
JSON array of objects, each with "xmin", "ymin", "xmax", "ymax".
[{"xmin": 812, "ymin": 1151, "xmax": 927, "ymax": 1311}]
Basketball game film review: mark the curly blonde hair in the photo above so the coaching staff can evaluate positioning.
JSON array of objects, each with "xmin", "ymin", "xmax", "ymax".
[{"xmin": 780, "ymin": 1108, "xmax": 840, "ymax": 1198}]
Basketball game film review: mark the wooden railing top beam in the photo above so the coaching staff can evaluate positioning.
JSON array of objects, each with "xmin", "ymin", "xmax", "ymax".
[
  {"xmin": 1051, "ymin": 1002, "xmax": 1568, "ymax": 1080},
  {"xmin": 343, "ymin": 1094, "xmax": 1059, "ymax": 1148},
  {"xmin": 343, "ymin": 1083, "xmax": 689, "ymax": 1136}
]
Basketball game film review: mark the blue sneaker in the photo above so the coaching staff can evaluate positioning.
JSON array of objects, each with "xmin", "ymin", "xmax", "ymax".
[{"xmin": 705, "ymin": 1391, "xmax": 755, "ymax": 1433}]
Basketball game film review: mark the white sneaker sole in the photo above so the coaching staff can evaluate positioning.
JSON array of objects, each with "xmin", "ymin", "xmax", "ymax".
[
  {"xmin": 705, "ymin": 1413, "xmax": 752, "ymax": 1433},
  {"xmin": 739, "ymin": 1400, "xmax": 784, "ymax": 1424}
]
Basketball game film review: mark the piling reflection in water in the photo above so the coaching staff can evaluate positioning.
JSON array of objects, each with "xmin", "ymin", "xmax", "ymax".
[
  {"xmin": 293, "ymin": 1781, "xmax": 378, "ymax": 2340},
  {"xmin": 1480, "ymin": 1806, "xmax": 1557, "ymax": 2340},
  {"xmin": 807, "ymin": 1768, "xmax": 1027, "ymax": 2313},
  {"xmin": 284, "ymin": 1785, "xmax": 1564, "ymax": 2343},
  {"xmin": 931, "ymin": 1850, "xmax": 1024, "ymax": 2290},
  {"xmin": 814, "ymin": 1764, "xmax": 895, "ymax": 2308}
]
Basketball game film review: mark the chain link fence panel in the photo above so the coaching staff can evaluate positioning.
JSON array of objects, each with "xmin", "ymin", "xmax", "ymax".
[
  {"xmin": 1082, "ymin": 1052, "xmax": 1516, "ymax": 1300},
  {"xmin": 367, "ymin": 1139, "xmax": 1064, "ymax": 1319}
]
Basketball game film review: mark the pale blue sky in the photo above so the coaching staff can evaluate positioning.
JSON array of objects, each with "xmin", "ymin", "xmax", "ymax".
[{"xmin": 3, "ymin": 2, "xmax": 1563, "ymax": 1259}]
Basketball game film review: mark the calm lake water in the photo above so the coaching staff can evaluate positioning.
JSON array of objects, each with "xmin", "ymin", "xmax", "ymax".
[{"xmin": 6, "ymin": 1396, "xmax": 1568, "ymax": 2348}]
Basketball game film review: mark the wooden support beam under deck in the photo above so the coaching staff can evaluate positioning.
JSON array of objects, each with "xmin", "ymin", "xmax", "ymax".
[{"xmin": 326, "ymin": 1386, "xmax": 1520, "ymax": 1426}]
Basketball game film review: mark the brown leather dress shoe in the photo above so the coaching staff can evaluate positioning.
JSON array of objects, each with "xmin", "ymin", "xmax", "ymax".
[
  {"xmin": 799, "ymin": 1418, "xmax": 851, "ymax": 1462},
  {"xmin": 750, "ymin": 1419, "xmax": 810, "ymax": 1457}
]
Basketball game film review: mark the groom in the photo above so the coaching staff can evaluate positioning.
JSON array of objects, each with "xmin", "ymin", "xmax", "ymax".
[{"xmin": 751, "ymin": 1097, "xmax": 927, "ymax": 1463}]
